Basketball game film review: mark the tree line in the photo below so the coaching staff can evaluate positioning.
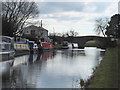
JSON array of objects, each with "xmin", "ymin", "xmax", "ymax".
[{"xmin": 49, "ymin": 30, "xmax": 78, "ymax": 37}]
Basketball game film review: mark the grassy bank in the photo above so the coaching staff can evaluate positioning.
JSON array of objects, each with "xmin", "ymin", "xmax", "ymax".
[{"xmin": 88, "ymin": 47, "xmax": 119, "ymax": 88}]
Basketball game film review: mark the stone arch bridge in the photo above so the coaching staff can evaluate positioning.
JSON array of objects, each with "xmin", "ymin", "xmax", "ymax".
[{"xmin": 67, "ymin": 36, "xmax": 110, "ymax": 48}]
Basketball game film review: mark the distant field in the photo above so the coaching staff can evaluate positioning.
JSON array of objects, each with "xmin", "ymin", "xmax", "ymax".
[
  {"xmin": 85, "ymin": 40, "xmax": 97, "ymax": 44},
  {"xmin": 85, "ymin": 40, "xmax": 103, "ymax": 47}
]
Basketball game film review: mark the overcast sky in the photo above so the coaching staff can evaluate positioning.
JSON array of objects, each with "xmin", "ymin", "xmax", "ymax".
[{"xmin": 27, "ymin": 0, "xmax": 119, "ymax": 36}]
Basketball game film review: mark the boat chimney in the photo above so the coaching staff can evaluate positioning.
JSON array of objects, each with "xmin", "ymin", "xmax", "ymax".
[{"xmin": 41, "ymin": 20, "xmax": 42, "ymax": 27}]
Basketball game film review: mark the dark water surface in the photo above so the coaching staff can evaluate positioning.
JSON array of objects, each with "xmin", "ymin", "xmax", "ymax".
[{"xmin": 1, "ymin": 47, "xmax": 105, "ymax": 88}]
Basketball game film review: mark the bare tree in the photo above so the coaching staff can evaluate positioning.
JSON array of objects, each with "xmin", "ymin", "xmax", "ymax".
[
  {"xmin": 66, "ymin": 30, "xmax": 78, "ymax": 37},
  {"xmin": 2, "ymin": 1, "xmax": 39, "ymax": 36},
  {"xmin": 94, "ymin": 18, "xmax": 109, "ymax": 37}
]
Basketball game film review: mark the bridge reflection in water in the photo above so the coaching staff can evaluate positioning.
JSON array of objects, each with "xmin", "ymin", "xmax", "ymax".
[{"xmin": 1, "ymin": 47, "xmax": 105, "ymax": 88}]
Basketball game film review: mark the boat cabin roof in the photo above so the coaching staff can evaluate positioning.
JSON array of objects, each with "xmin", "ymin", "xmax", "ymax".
[{"xmin": 0, "ymin": 36, "xmax": 13, "ymax": 43}]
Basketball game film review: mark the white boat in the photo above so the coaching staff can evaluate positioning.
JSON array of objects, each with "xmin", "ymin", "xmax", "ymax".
[{"xmin": 0, "ymin": 36, "xmax": 15, "ymax": 61}]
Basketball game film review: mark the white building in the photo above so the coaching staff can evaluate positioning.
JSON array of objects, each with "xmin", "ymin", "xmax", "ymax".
[{"xmin": 21, "ymin": 25, "xmax": 48, "ymax": 42}]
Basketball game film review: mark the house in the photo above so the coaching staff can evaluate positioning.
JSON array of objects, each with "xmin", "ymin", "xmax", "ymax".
[{"xmin": 21, "ymin": 25, "xmax": 48, "ymax": 42}]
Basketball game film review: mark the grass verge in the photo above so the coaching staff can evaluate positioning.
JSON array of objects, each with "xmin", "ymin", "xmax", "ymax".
[{"xmin": 88, "ymin": 47, "xmax": 119, "ymax": 88}]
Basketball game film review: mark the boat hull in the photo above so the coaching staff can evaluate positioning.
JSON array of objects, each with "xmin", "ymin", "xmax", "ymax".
[{"xmin": 41, "ymin": 42, "xmax": 53, "ymax": 50}]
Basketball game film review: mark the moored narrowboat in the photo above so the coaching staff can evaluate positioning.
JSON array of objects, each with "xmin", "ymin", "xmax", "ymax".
[
  {"xmin": 0, "ymin": 36, "xmax": 15, "ymax": 61},
  {"xmin": 41, "ymin": 42, "xmax": 53, "ymax": 50}
]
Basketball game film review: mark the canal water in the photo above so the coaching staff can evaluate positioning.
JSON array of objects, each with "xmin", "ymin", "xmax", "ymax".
[{"xmin": 1, "ymin": 47, "xmax": 105, "ymax": 88}]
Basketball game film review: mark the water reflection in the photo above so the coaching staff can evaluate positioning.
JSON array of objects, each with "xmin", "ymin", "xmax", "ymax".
[
  {"xmin": 1, "ymin": 47, "xmax": 105, "ymax": 88},
  {"xmin": 60, "ymin": 49, "xmax": 85, "ymax": 59}
]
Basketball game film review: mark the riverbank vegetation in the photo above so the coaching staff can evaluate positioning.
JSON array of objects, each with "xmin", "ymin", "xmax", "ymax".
[
  {"xmin": 87, "ymin": 47, "xmax": 119, "ymax": 88},
  {"xmin": 53, "ymin": 44, "xmax": 62, "ymax": 49}
]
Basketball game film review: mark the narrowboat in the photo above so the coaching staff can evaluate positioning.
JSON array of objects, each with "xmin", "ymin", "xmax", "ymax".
[
  {"xmin": 0, "ymin": 36, "xmax": 15, "ymax": 61},
  {"xmin": 41, "ymin": 42, "xmax": 53, "ymax": 50}
]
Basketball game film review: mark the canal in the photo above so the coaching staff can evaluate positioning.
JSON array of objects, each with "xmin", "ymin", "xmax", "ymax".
[{"xmin": 1, "ymin": 47, "xmax": 105, "ymax": 88}]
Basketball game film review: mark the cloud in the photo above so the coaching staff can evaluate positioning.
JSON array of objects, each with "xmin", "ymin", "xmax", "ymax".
[
  {"xmin": 82, "ymin": 2, "xmax": 112, "ymax": 13},
  {"xmin": 104, "ymin": 2, "xmax": 118, "ymax": 16},
  {"xmin": 38, "ymin": 2, "xmax": 85, "ymax": 14},
  {"xmin": 36, "ymin": 0, "xmax": 119, "ymax": 2},
  {"xmin": 38, "ymin": 2, "xmax": 111, "ymax": 14},
  {"xmin": 27, "ymin": 2, "xmax": 118, "ymax": 36},
  {"xmin": 38, "ymin": 2, "xmax": 116, "ymax": 21}
]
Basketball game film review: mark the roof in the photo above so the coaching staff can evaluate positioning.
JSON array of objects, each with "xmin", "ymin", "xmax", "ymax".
[{"xmin": 22, "ymin": 25, "xmax": 48, "ymax": 32}]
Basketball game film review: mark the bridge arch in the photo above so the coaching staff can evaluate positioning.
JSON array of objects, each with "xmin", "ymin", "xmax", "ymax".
[
  {"xmin": 71, "ymin": 36, "xmax": 107, "ymax": 48},
  {"xmin": 84, "ymin": 39, "xmax": 104, "ymax": 48}
]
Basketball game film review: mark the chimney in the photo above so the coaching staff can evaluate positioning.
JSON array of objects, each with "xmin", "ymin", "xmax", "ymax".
[{"xmin": 41, "ymin": 20, "xmax": 42, "ymax": 27}]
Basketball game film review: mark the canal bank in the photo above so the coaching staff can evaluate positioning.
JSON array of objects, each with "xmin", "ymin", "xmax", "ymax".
[{"xmin": 87, "ymin": 47, "xmax": 119, "ymax": 88}]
